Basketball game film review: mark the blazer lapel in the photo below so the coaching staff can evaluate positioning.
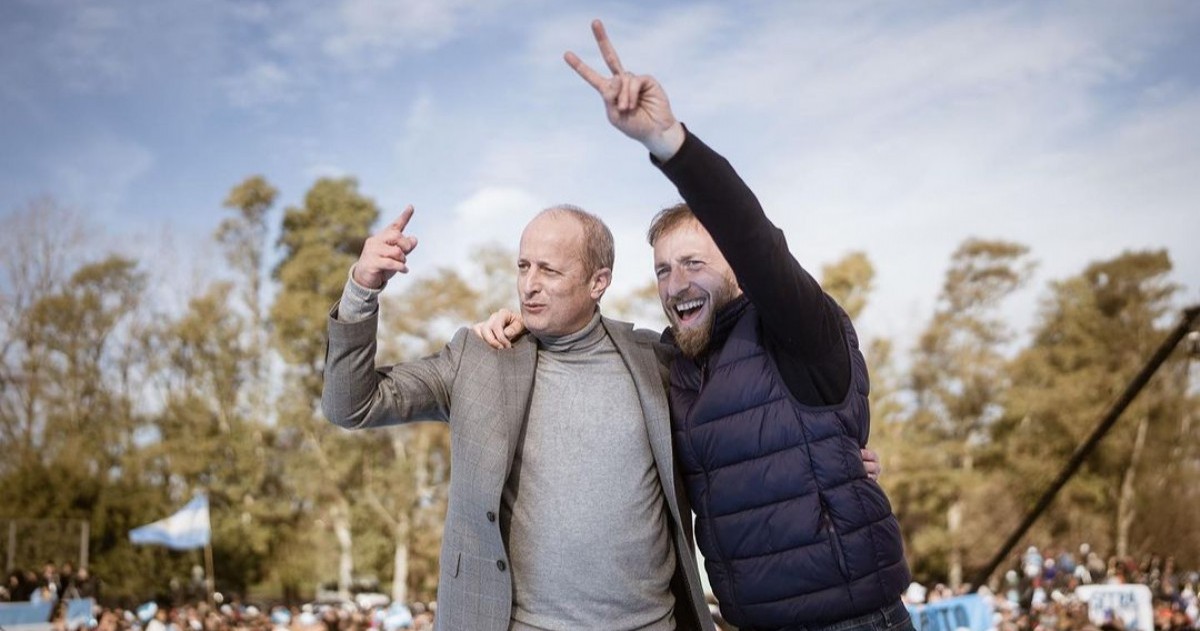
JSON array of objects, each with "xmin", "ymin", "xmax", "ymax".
[
  {"xmin": 499, "ymin": 335, "xmax": 537, "ymax": 471},
  {"xmin": 603, "ymin": 318, "xmax": 678, "ymax": 506}
]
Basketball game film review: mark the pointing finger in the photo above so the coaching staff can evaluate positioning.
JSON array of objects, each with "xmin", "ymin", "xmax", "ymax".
[
  {"xmin": 391, "ymin": 205, "xmax": 415, "ymax": 233},
  {"xmin": 591, "ymin": 19, "xmax": 625, "ymax": 76}
]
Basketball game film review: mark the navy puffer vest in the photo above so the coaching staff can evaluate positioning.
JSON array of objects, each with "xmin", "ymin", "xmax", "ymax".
[{"xmin": 670, "ymin": 301, "xmax": 910, "ymax": 630}]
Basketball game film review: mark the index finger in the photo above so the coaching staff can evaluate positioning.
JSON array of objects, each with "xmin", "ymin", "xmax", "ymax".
[
  {"xmin": 564, "ymin": 51, "xmax": 608, "ymax": 92},
  {"xmin": 591, "ymin": 19, "xmax": 625, "ymax": 75},
  {"xmin": 391, "ymin": 205, "xmax": 415, "ymax": 232}
]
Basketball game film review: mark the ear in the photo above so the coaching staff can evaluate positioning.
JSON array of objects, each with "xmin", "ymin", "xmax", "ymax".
[{"xmin": 589, "ymin": 267, "xmax": 613, "ymax": 301}]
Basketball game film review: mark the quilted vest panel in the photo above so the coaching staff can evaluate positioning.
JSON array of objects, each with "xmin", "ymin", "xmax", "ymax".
[{"xmin": 670, "ymin": 303, "xmax": 910, "ymax": 629}]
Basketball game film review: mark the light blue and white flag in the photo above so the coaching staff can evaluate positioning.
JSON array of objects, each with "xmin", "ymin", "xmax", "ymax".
[
  {"xmin": 908, "ymin": 593, "xmax": 994, "ymax": 631},
  {"xmin": 64, "ymin": 599, "xmax": 96, "ymax": 631},
  {"xmin": 129, "ymin": 495, "xmax": 211, "ymax": 550}
]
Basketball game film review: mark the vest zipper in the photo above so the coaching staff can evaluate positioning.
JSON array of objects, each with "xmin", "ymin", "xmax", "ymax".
[{"xmin": 819, "ymin": 495, "xmax": 851, "ymax": 581}]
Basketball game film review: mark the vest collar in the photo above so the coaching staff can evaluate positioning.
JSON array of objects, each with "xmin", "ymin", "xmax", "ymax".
[{"xmin": 708, "ymin": 294, "xmax": 751, "ymax": 354}]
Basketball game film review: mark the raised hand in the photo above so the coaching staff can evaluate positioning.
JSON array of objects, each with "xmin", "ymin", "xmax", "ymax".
[
  {"xmin": 352, "ymin": 205, "xmax": 419, "ymax": 289},
  {"xmin": 564, "ymin": 19, "xmax": 684, "ymax": 159}
]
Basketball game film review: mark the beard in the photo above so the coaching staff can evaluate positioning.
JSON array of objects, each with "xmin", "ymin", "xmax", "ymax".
[
  {"xmin": 674, "ymin": 320, "xmax": 713, "ymax": 359},
  {"xmin": 667, "ymin": 276, "xmax": 739, "ymax": 359}
]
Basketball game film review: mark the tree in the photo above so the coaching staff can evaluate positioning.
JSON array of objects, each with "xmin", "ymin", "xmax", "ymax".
[
  {"xmin": 272, "ymin": 177, "xmax": 376, "ymax": 389},
  {"xmin": 995, "ymin": 250, "xmax": 1195, "ymax": 565},
  {"xmin": 270, "ymin": 177, "xmax": 379, "ymax": 597},
  {"xmin": 0, "ymin": 199, "xmax": 87, "ymax": 473},
  {"xmin": 821, "ymin": 251, "xmax": 874, "ymax": 321},
  {"xmin": 22, "ymin": 257, "xmax": 146, "ymax": 474},
  {"xmin": 903, "ymin": 239, "xmax": 1034, "ymax": 587},
  {"xmin": 0, "ymin": 207, "xmax": 173, "ymax": 598},
  {"xmin": 216, "ymin": 175, "xmax": 278, "ymax": 423}
]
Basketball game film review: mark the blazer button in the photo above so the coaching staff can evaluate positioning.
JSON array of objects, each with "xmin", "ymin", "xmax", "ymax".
[
  {"xmin": 496, "ymin": 559, "xmax": 507, "ymax": 572},
  {"xmin": 486, "ymin": 511, "xmax": 496, "ymax": 522}
]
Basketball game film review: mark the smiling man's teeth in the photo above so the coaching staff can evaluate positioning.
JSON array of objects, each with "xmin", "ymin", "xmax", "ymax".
[{"xmin": 675, "ymin": 299, "xmax": 705, "ymax": 312}]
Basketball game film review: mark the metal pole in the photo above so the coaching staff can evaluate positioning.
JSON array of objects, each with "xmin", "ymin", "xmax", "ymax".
[
  {"xmin": 80, "ymin": 521, "xmax": 89, "ymax": 569},
  {"xmin": 971, "ymin": 305, "xmax": 1200, "ymax": 591},
  {"xmin": 204, "ymin": 544, "xmax": 216, "ymax": 606},
  {"xmin": 6, "ymin": 521, "xmax": 15, "ymax": 572}
]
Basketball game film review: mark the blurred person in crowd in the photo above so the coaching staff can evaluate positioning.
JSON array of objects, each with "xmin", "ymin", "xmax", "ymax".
[
  {"xmin": 2, "ymin": 570, "xmax": 18, "ymax": 601},
  {"xmin": 1058, "ymin": 549, "xmax": 1078, "ymax": 577},
  {"xmin": 95, "ymin": 608, "xmax": 121, "ymax": 631},
  {"xmin": 73, "ymin": 567, "xmax": 98, "ymax": 600},
  {"xmin": 1025, "ymin": 546, "xmax": 1045, "ymax": 581},
  {"xmin": 38, "ymin": 562, "xmax": 59, "ymax": 602},
  {"xmin": 58, "ymin": 562, "xmax": 75, "ymax": 598},
  {"xmin": 1043, "ymin": 557, "xmax": 1059, "ymax": 585},
  {"xmin": 1086, "ymin": 548, "xmax": 1107, "ymax": 583},
  {"xmin": 146, "ymin": 604, "xmax": 169, "ymax": 631}
]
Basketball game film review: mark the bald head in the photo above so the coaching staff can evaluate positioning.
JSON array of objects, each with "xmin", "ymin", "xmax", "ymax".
[
  {"xmin": 517, "ymin": 205, "xmax": 614, "ymax": 338},
  {"xmin": 534, "ymin": 204, "xmax": 615, "ymax": 277}
]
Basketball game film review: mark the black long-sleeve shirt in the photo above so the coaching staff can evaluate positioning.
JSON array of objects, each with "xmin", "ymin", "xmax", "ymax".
[{"xmin": 655, "ymin": 129, "xmax": 851, "ymax": 406}]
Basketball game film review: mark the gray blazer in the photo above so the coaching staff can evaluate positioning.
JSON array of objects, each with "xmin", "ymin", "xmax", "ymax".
[{"xmin": 323, "ymin": 308, "xmax": 714, "ymax": 631}]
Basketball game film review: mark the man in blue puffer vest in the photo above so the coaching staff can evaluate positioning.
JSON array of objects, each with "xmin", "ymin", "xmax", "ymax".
[{"xmin": 566, "ymin": 20, "xmax": 913, "ymax": 631}]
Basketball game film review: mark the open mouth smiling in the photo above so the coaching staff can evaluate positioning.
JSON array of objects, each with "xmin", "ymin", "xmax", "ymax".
[{"xmin": 674, "ymin": 297, "xmax": 707, "ymax": 325}]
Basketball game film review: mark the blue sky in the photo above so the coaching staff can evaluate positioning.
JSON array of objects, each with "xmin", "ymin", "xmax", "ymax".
[{"xmin": 3, "ymin": 0, "xmax": 1199, "ymax": 346}]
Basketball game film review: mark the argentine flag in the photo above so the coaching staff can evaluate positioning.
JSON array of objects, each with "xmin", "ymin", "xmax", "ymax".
[{"xmin": 129, "ymin": 495, "xmax": 211, "ymax": 550}]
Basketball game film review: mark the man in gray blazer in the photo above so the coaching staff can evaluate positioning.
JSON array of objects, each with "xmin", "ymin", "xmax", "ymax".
[{"xmin": 323, "ymin": 204, "xmax": 714, "ymax": 630}]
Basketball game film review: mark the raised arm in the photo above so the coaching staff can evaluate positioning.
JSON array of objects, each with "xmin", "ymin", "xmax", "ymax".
[
  {"xmin": 323, "ymin": 206, "xmax": 458, "ymax": 428},
  {"xmin": 564, "ymin": 20, "xmax": 685, "ymax": 162},
  {"xmin": 565, "ymin": 20, "xmax": 849, "ymax": 403}
]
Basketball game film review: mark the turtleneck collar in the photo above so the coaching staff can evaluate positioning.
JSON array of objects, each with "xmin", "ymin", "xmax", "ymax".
[
  {"xmin": 711, "ymin": 294, "xmax": 750, "ymax": 346},
  {"xmin": 532, "ymin": 309, "xmax": 606, "ymax": 353},
  {"xmin": 697, "ymin": 294, "xmax": 751, "ymax": 360}
]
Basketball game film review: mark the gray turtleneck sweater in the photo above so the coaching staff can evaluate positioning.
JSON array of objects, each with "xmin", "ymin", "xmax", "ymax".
[
  {"xmin": 338, "ymin": 278, "xmax": 676, "ymax": 631},
  {"xmin": 504, "ymin": 310, "xmax": 675, "ymax": 631}
]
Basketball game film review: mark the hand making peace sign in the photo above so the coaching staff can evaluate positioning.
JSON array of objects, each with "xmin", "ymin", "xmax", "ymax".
[{"xmin": 564, "ymin": 20, "xmax": 686, "ymax": 160}]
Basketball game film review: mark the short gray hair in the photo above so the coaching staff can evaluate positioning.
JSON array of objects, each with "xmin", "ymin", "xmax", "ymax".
[{"xmin": 539, "ymin": 204, "xmax": 615, "ymax": 276}]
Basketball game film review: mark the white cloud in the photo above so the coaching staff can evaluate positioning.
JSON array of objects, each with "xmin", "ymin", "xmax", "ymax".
[
  {"xmin": 323, "ymin": 0, "xmax": 463, "ymax": 64},
  {"xmin": 471, "ymin": 129, "xmax": 593, "ymax": 191},
  {"xmin": 453, "ymin": 185, "xmax": 542, "ymax": 228}
]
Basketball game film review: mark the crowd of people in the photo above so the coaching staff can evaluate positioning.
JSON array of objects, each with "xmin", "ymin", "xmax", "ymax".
[
  {"xmin": 82, "ymin": 600, "xmax": 437, "ymax": 631},
  {"xmin": 902, "ymin": 544, "xmax": 1199, "ymax": 631},
  {"xmin": 2, "ymin": 562, "xmax": 436, "ymax": 631},
  {"xmin": 5, "ymin": 545, "xmax": 1198, "ymax": 631},
  {"xmin": 1, "ymin": 529, "xmax": 1195, "ymax": 631},
  {"xmin": 3, "ymin": 562, "xmax": 99, "ymax": 603}
]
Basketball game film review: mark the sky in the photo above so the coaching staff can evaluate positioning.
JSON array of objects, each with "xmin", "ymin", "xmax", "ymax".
[{"xmin": 3, "ymin": 0, "xmax": 1199, "ymax": 352}]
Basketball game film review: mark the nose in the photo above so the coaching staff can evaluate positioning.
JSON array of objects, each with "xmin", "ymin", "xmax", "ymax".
[
  {"xmin": 665, "ymin": 268, "xmax": 690, "ymax": 298},
  {"xmin": 520, "ymin": 270, "xmax": 540, "ymax": 299}
]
